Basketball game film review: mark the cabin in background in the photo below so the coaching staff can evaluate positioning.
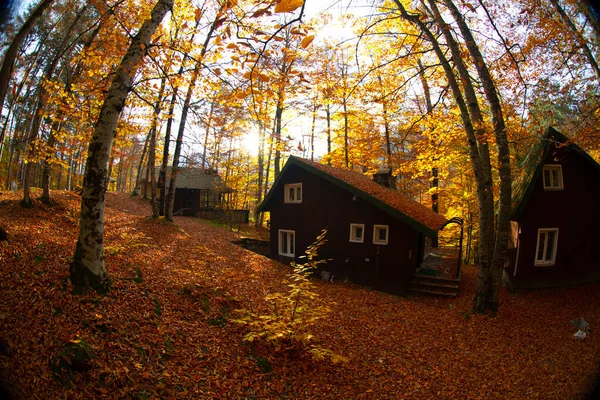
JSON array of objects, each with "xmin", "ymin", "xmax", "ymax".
[
  {"xmin": 505, "ymin": 127, "xmax": 600, "ymax": 290},
  {"xmin": 144, "ymin": 167, "xmax": 248, "ymax": 223},
  {"xmin": 258, "ymin": 156, "xmax": 448, "ymax": 295}
]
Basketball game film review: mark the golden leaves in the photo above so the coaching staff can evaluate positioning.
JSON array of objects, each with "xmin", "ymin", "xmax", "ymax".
[
  {"xmin": 273, "ymin": 0, "xmax": 304, "ymax": 13},
  {"xmin": 300, "ymin": 35, "xmax": 315, "ymax": 49},
  {"xmin": 1, "ymin": 191, "xmax": 600, "ymax": 399}
]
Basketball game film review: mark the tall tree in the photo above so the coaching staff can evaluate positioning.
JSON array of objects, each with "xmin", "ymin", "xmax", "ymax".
[
  {"xmin": 70, "ymin": 0, "xmax": 174, "ymax": 293},
  {"xmin": 0, "ymin": 0, "xmax": 54, "ymax": 116}
]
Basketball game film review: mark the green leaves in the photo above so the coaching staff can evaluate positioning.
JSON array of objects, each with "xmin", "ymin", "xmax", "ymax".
[{"xmin": 234, "ymin": 229, "xmax": 345, "ymax": 363}]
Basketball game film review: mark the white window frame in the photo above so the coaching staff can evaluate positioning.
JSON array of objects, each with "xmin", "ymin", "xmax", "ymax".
[
  {"xmin": 284, "ymin": 183, "xmax": 302, "ymax": 204},
  {"xmin": 349, "ymin": 223, "xmax": 365, "ymax": 243},
  {"xmin": 278, "ymin": 229, "xmax": 296, "ymax": 257},
  {"xmin": 534, "ymin": 228, "xmax": 559, "ymax": 266},
  {"xmin": 373, "ymin": 225, "xmax": 389, "ymax": 245},
  {"xmin": 542, "ymin": 165, "xmax": 563, "ymax": 191}
]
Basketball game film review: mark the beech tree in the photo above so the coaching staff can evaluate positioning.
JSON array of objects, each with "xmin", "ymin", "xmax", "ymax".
[{"xmin": 70, "ymin": 0, "xmax": 174, "ymax": 292}]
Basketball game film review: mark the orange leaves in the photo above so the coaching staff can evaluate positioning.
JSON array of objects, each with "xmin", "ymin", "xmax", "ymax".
[
  {"xmin": 2, "ymin": 190, "xmax": 600, "ymax": 399},
  {"xmin": 300, "ymin": 35, "xmax": 315, "ymax": 48},
  {"xmin": 273, "ymin": 0, "xmax": 304, "ymax": 13}
]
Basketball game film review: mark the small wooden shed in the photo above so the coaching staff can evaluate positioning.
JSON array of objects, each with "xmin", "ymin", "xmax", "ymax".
[
  {"xmin": 258, "ymin": 156, "xmax": 448, "ymax": 294},
  {"xmin": 504, "ymin": 127, "xmax": 600, "ymax": 290},
  {"xmin": 144, "ymin": 167, "xmax": 232, "ymax": 214}
]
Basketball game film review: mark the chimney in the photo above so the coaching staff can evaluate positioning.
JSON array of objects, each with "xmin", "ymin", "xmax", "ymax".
[{"xmin": 373, "ymin": 165, "xmax": 396, "ymax": 189}]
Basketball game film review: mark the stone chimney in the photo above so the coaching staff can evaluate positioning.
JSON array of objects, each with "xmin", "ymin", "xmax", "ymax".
[{"xmin": 373, "ymin": 165, "xmax": 396, "ymax": 189}]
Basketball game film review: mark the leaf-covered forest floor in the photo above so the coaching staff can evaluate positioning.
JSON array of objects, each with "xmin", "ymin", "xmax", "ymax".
[{"xmin": 0, "ymin": 190, "xmax": 599, "ymax": 399}]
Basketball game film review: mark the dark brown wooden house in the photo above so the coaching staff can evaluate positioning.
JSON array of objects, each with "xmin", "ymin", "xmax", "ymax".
[
  {"xmin": 258, "ymin": 156, "xmax": 448, "ymax": 294},
  {"xmin": 504, "ymin": 127, "xmax": 600, "ymax": 290},
  {"xmin": 143, "ymin": 167, "xmax": 249, "ymax": 222}
]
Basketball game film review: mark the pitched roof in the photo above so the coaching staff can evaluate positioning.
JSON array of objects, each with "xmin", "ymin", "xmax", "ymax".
[
  {"xmin": 512, "ymin": 126, "xmax": 600, "ymax": 220},
  {"xmin": 259, "ymin": 156, "xmax": 447, "ymax": 237}
]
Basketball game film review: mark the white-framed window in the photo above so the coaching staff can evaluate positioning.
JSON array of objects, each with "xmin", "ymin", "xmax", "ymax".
[
  {"xmin": 278, "ymin": 229, "xmax": 295, "ymax": 257},
  {"xmin": 535, "ymin": 228, "xmax": 559, "ymax": 266},
  {"xmin": 373, "ymin": 225, "xmax": 389, "ymax": 245},
  {"xmin": 349, "ymin": 223, "xmax": 365, "ymax": 243},
  {"xmin": 284, "ymin": 183, "xmax": 302, "ymax": 204},
  {"xmin": 542, "ymin": 165, "xmax": 563, "ymax": 191}
]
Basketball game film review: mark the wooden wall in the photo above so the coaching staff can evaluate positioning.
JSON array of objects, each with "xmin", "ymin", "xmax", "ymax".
[
  {"xmin": 508, "ymin": 145, "xmax": 600, "ymax": 289},
  {"xmin": 269, "ymin": 164, "xmax": 425, "ymax": 294}
]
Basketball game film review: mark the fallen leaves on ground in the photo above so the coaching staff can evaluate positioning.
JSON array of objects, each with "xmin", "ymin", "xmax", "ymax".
[{"xmin": 0, "ymin": 190, "xmax": 599, "ymax": 399}]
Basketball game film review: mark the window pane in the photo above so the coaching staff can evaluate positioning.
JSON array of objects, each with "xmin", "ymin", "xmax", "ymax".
[
  {"xmin": 552, "ymin": 169, "xmax": 559, "ymax": 187},
  {"xmin": 289, "ymin": 187, "xmax": 294, "ymax": 201},
  {"xmin": 290, "ymin": 233, "xmax": 294, "ymax": 255},
  {"xmin": 379, "ymin": 228, "xmax": 387, "ymax": 241},
  {"xmin": 544, "ymin": 170, "xmax": 551, "ymax": 187},
  {"xmin": 296, "ymin": 187, "xmax": 302, "ymax": 201},
  {"xmin": 537, "ymin": 232, "xmax": 546, "ymax": 261},
  {"xmin": 356, "ymin": 226, "xmax": 363, "ymax": 239},
  {"xmin": 282, "ymin": 232, "xmax": 288, "ymax": 253},
  {"xmin": 546, "ymin": 231, "xmax": 555, "ymax": 261}
]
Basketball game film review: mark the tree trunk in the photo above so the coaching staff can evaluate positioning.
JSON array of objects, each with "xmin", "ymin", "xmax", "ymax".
[
  {"xmin": 417, "ymin": 59, "xmax": 437, "ymax": 214},
  {"xmin": 165, "ymin": 9, "xmax": 221, "ymax": 220},
  {"xmin": 326, "ymin": 105, "xmax": 331, "ymax": 165},
  {"xmin": 0, "ymin": 0, "xmax": 54, "ymax": 114},
  {"xmin": 158, "ymin": 88, "xmax": 176, "ymax": 214},
  {"xmin": 133, "ymin": 129, "xmax": 152, "ymax": 196},
  {"xmin": 549, "ymin": 0, "xmax": 600, "ymax": 83},
  {"xmin": 443, "ymin": 0, "xmax": 511, "ymax": 313},
  {"xmin": 254, "ymin": 121, "xmax": 265, "ymax": 227},
  {"xmin": 148, "ymin": 77, "xmax": 166, "ymax": 217},
  {"xmin": 70, "ymin": 0, "xmax": 174, "ymax": 293},
  {"xmin": 394, "ymin": 0, "xmax": 496, "ymax": 311},
  {"xmin": 273, "ymin": 100, "xmax": 283, "ymax": 177},
  {"xmin": 158, "ymin": 17, "xmax": 201, "ymax": 216}
]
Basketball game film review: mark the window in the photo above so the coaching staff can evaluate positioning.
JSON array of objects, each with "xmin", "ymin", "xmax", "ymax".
[
  {"xmin": 284, "ymin": 183, "xmax": 302, "ymax": 203},
  {"xmin": 542, "ymin": 165, "xmax": 563, "ymax": 190},
  {"xmin": 349, "ymin": 224, "xmax": 365, "ymax": 243},
  {"xmin": 535, "ymin": 228, "xmax": 558, "ymax": 266},
  {"xmin": 373, "ymin": 225, "xmax": 389, "ymax": 245},
  {"xmin": 278, "ymin": 229, "xmax": 295, "ymax": 257}
]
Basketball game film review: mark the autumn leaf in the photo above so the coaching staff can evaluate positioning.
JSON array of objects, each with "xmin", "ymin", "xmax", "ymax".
[
  {"xmin": 301, "ymin": 35, "xmax": 314, "ymax": 48},
  {"xmin": 274, "ymin": 0, "xmax": 304, "ymax": 14}
]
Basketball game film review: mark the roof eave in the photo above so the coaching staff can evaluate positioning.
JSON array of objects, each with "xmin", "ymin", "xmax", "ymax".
[{"xmin": 259, "ymin": 156, "xmax": 442, "ymax": 236}]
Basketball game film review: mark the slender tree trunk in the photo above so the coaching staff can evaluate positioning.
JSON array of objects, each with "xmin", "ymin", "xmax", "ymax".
[
  {"xmin": 394, "ymin": 0, "xmax": 497, "ymax": 311},
  {"xmin": 417, "ymin": 59, "xmax": 438, "ymax": 214},
  {"xmin": 133, "ymin": 129, "xmax": 152, "ymax": 195},
  {"xmin": 202, "ymin": 98, "xmax": 215, "ymax": 168},
  {"xmin": 325, "ymin": 105, "xmax": 332, "ymax": 165},
  {"xmin": 342, "ymin": 96, "xmax": 349, "ymax": 168},
  {"xmin": 166, "ymin": 8, "xmax": 221, "ymax": 220},
  {"xmin": 443, "ymin": 0, "xmax": 511, "ymax": 313},
  {"xmin": 148, "ymin": 77, "xmax": 166, "ymax": 217},
  {"xmin": 310, "ymin": 95, "xmax": 318, "ymax": 161},
  {"xmin": 263, "ymin": 138, "xmax": 273, "ymax": 201},
  {"xmin": 549, "ymin": 0, "xmax": 600, "ymax": 82},
  {"xmin": 70, "ymin": 0, "xmax": 174, "ymax": 293},
  {"xmin": 273, "ymin": 101, "xmax": 283, "ymax": 177},
  {"xmin": 0, "ymin": 0, "xmax": 54, "ymax": 114},
  {"xmin": 158, "ymin": 18, "xmax": 201, "ymax": 216},
  {"xmin": 255, "ymin": 122, "xmax": 265, "ymax": 227},
  {"xmin": 158, "ymin": 89, "xmax": 176, "ymax": 214}
]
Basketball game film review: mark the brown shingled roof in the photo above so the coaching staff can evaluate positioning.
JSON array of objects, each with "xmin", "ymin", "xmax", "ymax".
[{"xmin": 259, "ymin": 156, "xmax": 448, "ymax": 236}]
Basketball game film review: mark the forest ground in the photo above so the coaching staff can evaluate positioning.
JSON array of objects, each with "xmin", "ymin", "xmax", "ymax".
[{"xmin": 0, "ymin": 190, "xmax": 599, "ymax": 399}]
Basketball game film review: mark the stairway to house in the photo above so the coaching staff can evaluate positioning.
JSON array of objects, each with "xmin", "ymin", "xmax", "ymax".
[{"xmin": 408, "ymin": 272, "xmax": 461, "ymax": 298}]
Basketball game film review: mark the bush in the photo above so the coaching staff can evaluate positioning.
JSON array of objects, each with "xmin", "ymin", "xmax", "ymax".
[{"xmin": 234, "ymin": 230, "xmax": 347, "ymax": 363}]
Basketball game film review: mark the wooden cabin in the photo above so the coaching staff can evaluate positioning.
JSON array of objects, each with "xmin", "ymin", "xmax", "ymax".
[
  {"xmin": 258, "ymin": 156, "xmax": 448, "ymax": 295},
  {"xmin": 143, "ymin": 167, "xmax": 248, "ymax": 221},
  {"xmin": 505, "ymin": 127, "xmax": 600, "ymax": 290}
]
